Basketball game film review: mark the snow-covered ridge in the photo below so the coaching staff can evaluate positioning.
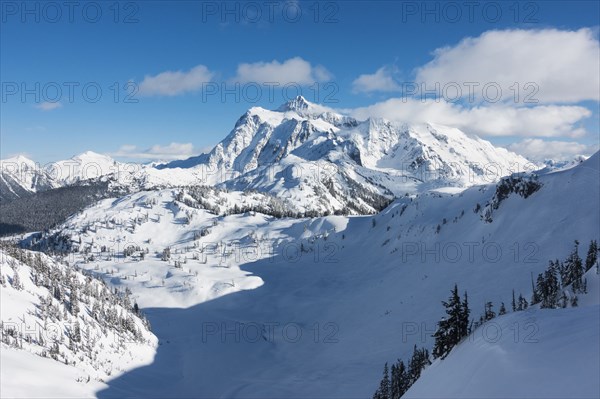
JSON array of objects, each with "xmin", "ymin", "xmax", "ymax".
[
  {"xmin": 0, "ymin": 151, "xmax": 121, "ymax": 184},
  {"xmin": 0, "ymin": 152, "xmax": 127, "ymax": 202}
]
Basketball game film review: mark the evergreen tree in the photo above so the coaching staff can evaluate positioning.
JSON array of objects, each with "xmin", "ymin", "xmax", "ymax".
[
  {"xmin": 432, "ymin": 316, "xmax": 450, "ymax": 359},
  {"xmin": 530, "ymin": 272, "xmax": 539, "ymax": 305},
  {"xmin": 511, "ymin": 289, "xmax": 516, "ymax": 312},
  {"xmin": 373, "ymin": 363, "xmax": 390, "ymax": 399},
  {"xmin": 537, "ymin": 260, "xmax": 561, "ymax": 308},
  {"xmin": 11, "ymin": 269, "xmax": 22, "ymax": 290},
  {"xmin": 433, "ymin": 284, "xmax": 468, "ymax": 359},
  {"xmin": 382, "ymin": 346, "xmax": 430, "ymax": 399},
  {"xmin": 408, "ymin": 345, "xmax": 430, "ymax": 384},
  {"xmin": 585, "ymin": 240, "xmax": 598, "ymax": 272},
  {"xmin": 562, "ymin": 241, "xmax": 585, "ymax": 293},
  {"xmin": 484, "ymin": 301, "xmax": 495, "ymax": 321},
  {"xmin": 390, "ymin": 363, "xmax": 400, "ymax": 399},
  {"xmin": 499, "ymin": 302, "xmax": 507, "ymax": 315},
  {"xmin": 399, "ymin": 360, "xmax": 410, "ymax": 396},
  {"xmin": 72, "ymin": 321, "xmax": 81, "ymax": 343},
  {"xmin": 396, "ymin": 360, "xmax": 409, "ymax": 398},
  {"xmin": 161, "ymin": 247, "xmax": 171, "ymax": 261},
  {"xmin": 70, "ymin": 286, "xmax": 80, "ymax": 317},
  {"xmin": 460, "ymin": 291, "xmax": 470, "ymax": 337},
  {"xmin": 517, "ymin": 294, "xmax": 528, "ymax": 311}
]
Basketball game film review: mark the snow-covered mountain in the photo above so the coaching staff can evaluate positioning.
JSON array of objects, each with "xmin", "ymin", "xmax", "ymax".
[
  {"xmin": 0, "ymin": 152, "xmax": 122, "ymax": 202},
  {"xmin": 2, "ymin": 98, "xmax": 534, "ymax": 215},
  {"xmin": 10, "ymin": 151, "xmax": 597, "ymax": 397},
  {"xmin": 0, "ymin": 155, "xmax": 57, "ymax": 201},
  {"xmin": 51, "ymin": 151, "xmax": 122, "ymax": 186},
  {"xmin": 156, "ymin": 96, "xmax": 534, "ymax": 214}
]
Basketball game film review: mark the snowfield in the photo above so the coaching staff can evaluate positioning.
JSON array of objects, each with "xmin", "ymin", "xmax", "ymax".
[
  {"xmin": 405, "ymin": 303, "xmax": 600, "ymax": 399},
  {"xmin": 1, "ymin": 151, "xmax": 596, "ymax": 397}
]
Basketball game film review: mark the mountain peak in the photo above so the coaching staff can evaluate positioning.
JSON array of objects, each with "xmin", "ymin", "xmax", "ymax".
[
  {"xmin": 276, "ymin": 95, "xmax": 312, "ymax": 112},
  {"xmin": 1, "ymin": 154, "xmax": 37, "ymax": 168},
  {"xmin": 6, "ymin": 154, "xmax": 34, "ymax": 162},
  {"xmin": 274, "ymin": 96, "xmax": 338, "ymax": 118}
]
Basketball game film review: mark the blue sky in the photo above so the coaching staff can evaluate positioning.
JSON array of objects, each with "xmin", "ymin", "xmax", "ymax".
[{"xmin": 1, "ymin": 0, "xmax": 599, "ymax": 163}]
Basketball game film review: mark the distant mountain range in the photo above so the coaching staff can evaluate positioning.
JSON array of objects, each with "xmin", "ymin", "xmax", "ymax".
[{"xmin": 0, "ymin": 151, "xmax": 120, "ymax": 202}]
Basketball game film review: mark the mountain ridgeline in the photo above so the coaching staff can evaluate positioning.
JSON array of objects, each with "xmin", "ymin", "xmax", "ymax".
[{"xmin": 1, "ymin": 97, "xmax": 535, "ymax": 232}]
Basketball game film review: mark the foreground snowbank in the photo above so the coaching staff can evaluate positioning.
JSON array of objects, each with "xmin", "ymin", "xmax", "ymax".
[{"xmin": 405, "ymin": 271, "xmax": 600, "ymax": 399}]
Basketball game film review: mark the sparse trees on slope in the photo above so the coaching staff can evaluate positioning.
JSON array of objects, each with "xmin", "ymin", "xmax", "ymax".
[
  {"xmin": 408, "ymin": 345, "xmax": 430, "ymax": 384},
  {"xmin": 375, "ymin": 345, "xmax": 430, "ymax": 399}
]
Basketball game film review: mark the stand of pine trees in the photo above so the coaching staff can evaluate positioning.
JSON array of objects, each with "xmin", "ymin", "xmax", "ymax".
[
  {"xmin": 432, "ymin": 284, "xmax": 470, "ymax": 359},
  {"xmin": 531, "ymin": 240, "xmax": 597, "ymax": 308},
  {"xmin": 373, "ymin": 345, "xmax": 431, "ymax": 399}
]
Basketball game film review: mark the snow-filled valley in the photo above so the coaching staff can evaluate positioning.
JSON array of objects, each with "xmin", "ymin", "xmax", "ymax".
[
  {"xmin": 4, "ymin": 1, "xmax": 600, "ymax": 396},
  {"xmin": 2, "ymin": 148, "xmax": 598, "ymax": 397}
]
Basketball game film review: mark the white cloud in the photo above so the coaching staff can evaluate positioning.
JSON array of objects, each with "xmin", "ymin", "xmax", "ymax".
[
  {"xmin": 232, "ymin": 57, "xmax": 331, "ymax": 85},
  {"xmin": 352, "ymin": 67, "xmax": 400, "ymax": 93},
  {"xmin": 111, "ymin": 142, "xmax": 198, "ymax": 160},
  {"xmin": 347, "ymin": 98, "xmax": 591, "ymax": 137},
  {"xmin": 415, "ymin": 28, "xmax": 600, "ymax": 104},
  {"xmin": 507, "ymin": 139, "xmax": 599, "ymax": 161},
  {"xmin": 35, "ymin": 102, "xmax": 62, "ymax": 111},
  {"xmin": 138, "ymin": 65, "xmax": 215, "ymax": 96}
]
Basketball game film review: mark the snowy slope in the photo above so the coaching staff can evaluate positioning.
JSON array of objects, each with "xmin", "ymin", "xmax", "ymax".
[
  {"xmin": 1, "ymin": 348, "xmax": 106, "ymax": 398},
  {"xmin": 402, "ymin": 154, "xmax": 600, "ymax": 398},
  {"xmin": 14, "ymin": 152, "xmax": 596, "ymax": 398},
  {"xmin": 0, "ymin": 246, "xmax": 157, "ymax": 397},
  {"xmin": 27, "ymin": 188, "xmax": 305, "ymax": 308},
  {"xmin": 405, "ymin": 290, "xmax": 600, "ymax": 398}
]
